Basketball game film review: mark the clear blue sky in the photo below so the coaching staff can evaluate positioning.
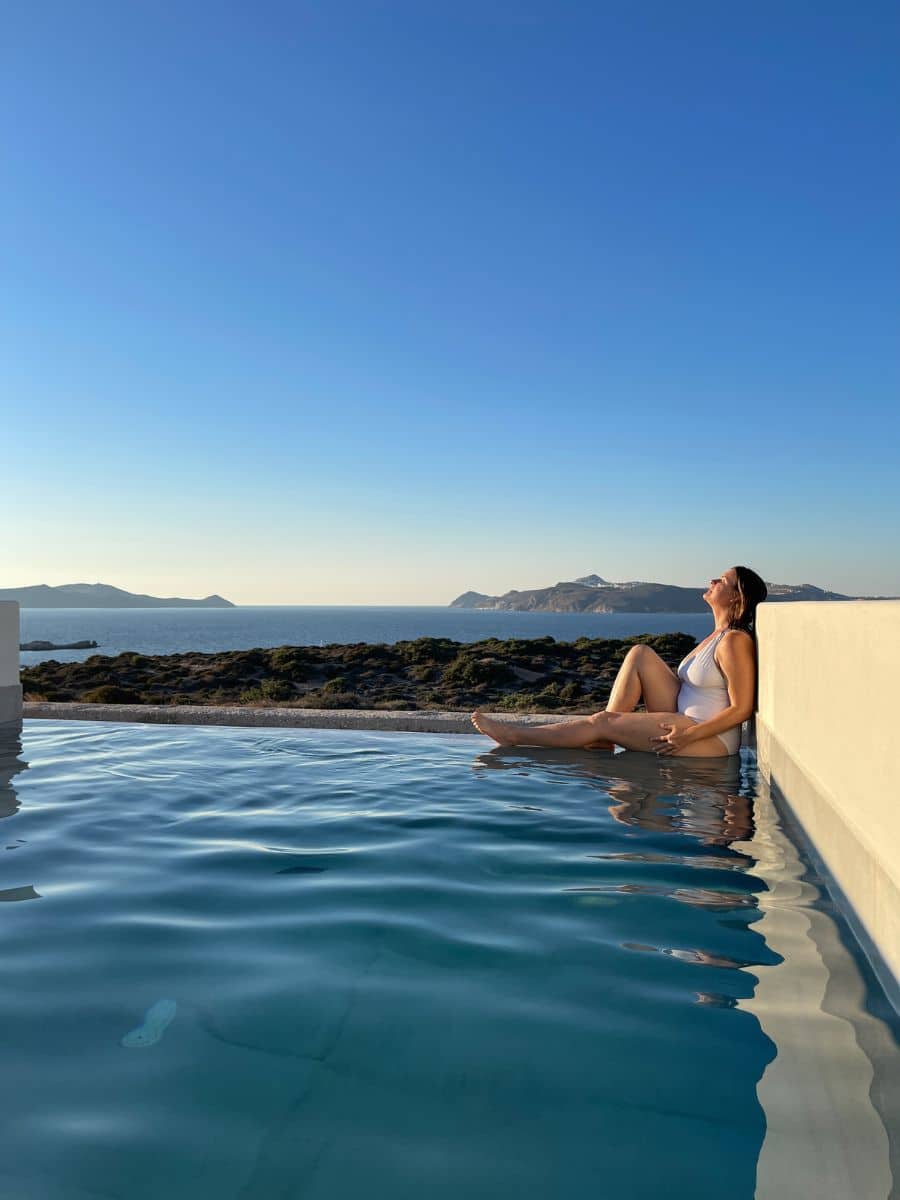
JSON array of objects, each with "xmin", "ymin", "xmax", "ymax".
[{"xmin": 4, "ymin": 1, "xmax": 898, "ymax": 602}]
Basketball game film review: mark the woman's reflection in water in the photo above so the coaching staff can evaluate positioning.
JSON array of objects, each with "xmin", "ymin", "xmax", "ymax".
[
  {"xmin": 473, "ymin": 744, "xmax": 755, "ymax": 850},
  {"xmin": 473, "ymin": 746, "xmax": 765, "ymax": 1010}
]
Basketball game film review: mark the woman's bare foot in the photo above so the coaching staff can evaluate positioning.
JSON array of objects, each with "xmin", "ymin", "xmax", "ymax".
[{"xmin": 471, "ymin": 711, "xmax": 519, "ymax": 746}]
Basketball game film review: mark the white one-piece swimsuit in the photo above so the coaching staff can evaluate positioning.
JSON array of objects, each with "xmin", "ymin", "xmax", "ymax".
[{"xmin": 676, "ymin": 630, "xmax": 742, "ymax": 755}]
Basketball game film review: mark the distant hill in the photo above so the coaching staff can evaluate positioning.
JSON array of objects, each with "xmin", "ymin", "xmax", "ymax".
[
  {"xmin": 450, "ymin": 576, "xmax": 895, "ymax": 613},
  {"xmin": 0, "ymin": 583, "xmax": 235, "ymax": 609}
]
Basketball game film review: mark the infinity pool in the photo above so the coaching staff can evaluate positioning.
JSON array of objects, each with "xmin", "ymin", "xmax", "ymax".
[{"xmin": 0, "ymin": 721, "xmax": 897, "ymax": 1199}]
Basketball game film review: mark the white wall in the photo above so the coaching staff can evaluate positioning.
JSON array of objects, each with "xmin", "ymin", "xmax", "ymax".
[{"xmin": 755, "ymin": 600, "xmax": 900, "ymax": 992}]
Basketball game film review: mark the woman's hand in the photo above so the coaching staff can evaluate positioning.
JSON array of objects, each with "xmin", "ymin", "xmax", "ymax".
[{"xmin": 651, "ymin": 722, "xmax": 693, "ymax": 756}]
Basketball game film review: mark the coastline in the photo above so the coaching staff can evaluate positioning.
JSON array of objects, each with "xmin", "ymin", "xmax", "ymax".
[{"xmin": 20, "ymin": 632, "xmax": 696, "ymax": 715}]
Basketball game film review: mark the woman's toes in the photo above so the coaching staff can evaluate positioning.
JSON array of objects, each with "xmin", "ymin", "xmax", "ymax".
[
  {"xmin": 471, "ymin": 711, "xmax": 491, "ymax": 737},
  {"xmin": 471, "ymin": 711, "xmax": 512, "ymax": 745}
]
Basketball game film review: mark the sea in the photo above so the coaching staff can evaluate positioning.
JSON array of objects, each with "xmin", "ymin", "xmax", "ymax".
[{"xmin": 18, "ymin": 607, "xmax": 715, "ymax": 667}]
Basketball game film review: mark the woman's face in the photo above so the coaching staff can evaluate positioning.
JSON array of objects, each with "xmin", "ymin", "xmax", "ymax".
[{"xmin": 703, "ymin": 567, "xmax": 739, "ymax": 607}]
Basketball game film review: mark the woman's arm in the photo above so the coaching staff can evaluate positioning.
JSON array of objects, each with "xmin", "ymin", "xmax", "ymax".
[{"xmin": 678, "ymin": 632, "xmax": 756, "ymax": 746}]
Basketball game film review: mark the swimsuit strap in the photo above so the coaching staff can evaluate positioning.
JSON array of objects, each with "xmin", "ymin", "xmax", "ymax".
[{"xmin": 712, "ymin": 630, "xmax": 728, "ymax": 679}]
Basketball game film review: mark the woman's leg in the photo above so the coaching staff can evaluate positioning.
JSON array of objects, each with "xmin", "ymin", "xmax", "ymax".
[
  {"xmin": 584, "ymin": 644, "xmax": 683, "ymax": 750},
  {"xmin": 606, "ymin": 644, "xmax": 681, "ymax": 714},
  {"xmin": 472, "ymin": 710, "xmax": 609, "ymax": 749},
  {"xmin": 471, "ymin": 645, "xmax": 685, "ymax": 751},
  {"xmin": 471, "ymin": 709, "xmax": 730, "ymax": 757}
]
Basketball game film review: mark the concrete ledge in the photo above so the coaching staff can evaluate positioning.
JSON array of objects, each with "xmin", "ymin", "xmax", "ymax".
[{"xmin": 22, "ymin": 702, "xmax": 579, "ymax": 736}]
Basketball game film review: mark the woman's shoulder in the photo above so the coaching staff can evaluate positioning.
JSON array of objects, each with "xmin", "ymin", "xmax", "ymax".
[{"xmin": 720, "ymin": 628, "xmax": 756, "ymax": 651}]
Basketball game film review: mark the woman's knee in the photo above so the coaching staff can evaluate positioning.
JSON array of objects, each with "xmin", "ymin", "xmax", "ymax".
[
  {"xmin": 627, "ymin": 643, "xmax": 663, "ymax": 664},
  {"xmin": 624, "ymin": 644, "xmax": 656, "ymax": 671}
]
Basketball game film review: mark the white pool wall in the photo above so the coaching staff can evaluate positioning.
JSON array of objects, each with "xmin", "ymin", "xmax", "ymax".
[
  {"xmin": 0, "ymin": 603, "xmax": 21, "ymax": 725},
  {"xmin": 755, "ymin": 600, "xmax": 900, "ymax": 993}
]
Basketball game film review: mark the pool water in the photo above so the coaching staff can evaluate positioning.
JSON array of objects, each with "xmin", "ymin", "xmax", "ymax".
[{"xmin": 0, "ymin": 721, "xmax": 896, "ymax": 1199}]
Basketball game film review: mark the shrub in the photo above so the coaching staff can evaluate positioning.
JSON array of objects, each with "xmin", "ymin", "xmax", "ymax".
[
  {"xmin": 268, "ymin": 648, "xmax": 310, "ymax": 680},
  {"xmin": 396, "ymin": 638, "xmax": 459, "ymax": 665},
  {"xmin": 116, "ymin": 653, "xmax": 152, "ymax": 668},
  {"xmin": 532, "ymin": 683, "xmax": 562, "ymax": 709},
  {"xmin": 80, "ymin": 685, "xmax": 144, "ymax": 704},
  {"xmin": 409, "ymin": 664, "xmax": 436, "ymax": 683},
  {"xmin": 558, "ymin": 680, "xmax": 583, "ymax": 702},
  {"xmin": 240, "ymin": 679, "xmax": 294, "ymax": 703},
  {"xmin": 297, "ymin": 691, "xmax": 360, "ymax": 709},
  {"xmin": 443, "ymin": 655, "xmax": 515, "ymax": 687},
  {"xmin": 321, "ymin": 676, "xmax": 351, "ymax": 695},
  {"xmin": 495, "ymin": 692, "xmax": 542, "ymax": 711},
  {"xmin": 503, "ymin": 636, "xmax": 556, "ymax": 651}
]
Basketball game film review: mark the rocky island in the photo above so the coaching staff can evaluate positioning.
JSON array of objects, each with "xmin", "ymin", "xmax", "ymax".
[
  {"xmin": 1, "ymin": 583, "xmax": 234, "ymax": 609},
  {"xmin": 20, "ymin": 640, "xmax": 99, "ymax": 651},
  {"xmin": 20, "ymin": 632, "xmax": 696, "ymax": 714},
  {"xmin": 451, "ymin": 575, "xmax": 892, "ymax": 613}
]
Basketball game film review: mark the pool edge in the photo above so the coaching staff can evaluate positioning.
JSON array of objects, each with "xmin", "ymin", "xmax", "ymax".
[{"xmin": 21, "ymin": 702, "xmax": 579, "ymax": 736}]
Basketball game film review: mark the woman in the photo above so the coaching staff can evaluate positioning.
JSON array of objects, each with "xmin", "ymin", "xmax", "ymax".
[{"xmin": 471, "ymin": 566, "xmax": 768, "ymax": 758}]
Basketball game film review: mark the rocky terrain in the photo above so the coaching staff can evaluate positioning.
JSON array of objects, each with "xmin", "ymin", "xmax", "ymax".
[{"xmin": 20, "ymin": 632, "xmax": 696, "ymax": 714}]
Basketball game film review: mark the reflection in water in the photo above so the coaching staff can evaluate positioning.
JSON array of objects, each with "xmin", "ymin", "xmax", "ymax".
[
  {"xmin": 568, "ymin": 881, "xmax": 757, "ymax": 910},
  {"xmin": 0, "ymin": 884, "xmax": 40, "ymax": 902},
  {"xmin": 732, "ymin": 776, "xmax": 898, "ymax": 1199},
  {"xmin": 473, "ymin": 744, "xmax": 767, "ymax": 1011},
  {"xmin": 473, "ymin": 744, "xmax": 753, "ymax": 850},
  {"xmin": 475, "ymin": 743, "xmax": 899, "ymax": 1198},
  {"xmin": 0, "ymin": 723, "xmax": 35, "ymax": 901},
  {"xmin": 622, "ymin": 942, "xmax": 752, "ymax": 970},
  {"xmin": 0, "ymin": 723, "xmax": 27, "ymax": 821}
]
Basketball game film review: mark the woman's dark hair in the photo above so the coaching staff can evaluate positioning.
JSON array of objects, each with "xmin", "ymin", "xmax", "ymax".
[
  {"xmin": 727, "ymin": 565, "xmax": 768, "ymax": 715},
  {"xmin": 727, "ymin": 565, "xmax": 768, "ymax": 635}
]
